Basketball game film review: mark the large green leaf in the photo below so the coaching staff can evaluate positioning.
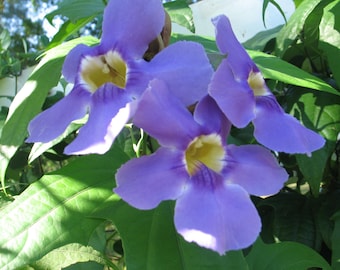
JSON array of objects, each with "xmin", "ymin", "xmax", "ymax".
[
  {"xmin": 0, "ymin": 36, "xmax": 99, "ymax": 191},
  {"xmin": 47, "ymin": 17, "xmax": 97, "ymax": 50},
  {"xmin": 317, "ymin": 191, "xmax": 340, "ymax": 251},
  {"xmin": 95, "ymin": 201, "xmax": 248, "ymax": 270},
  {"xmin": 331, "ymin": 211, "xmax": 340, "ymax": 269},
  {"xmin": 248, "ymin": 50, "xmax": 340, "ymax": 96},
  {"xmin": 171, "ymin": 33, "xmax": 218, "ymax": 53},
  {"xmin": 243, "ymin": 25, "xmax": 282, "ymax": 51},
  {"xmin": 276, "ymin": 0, "xmax": 322, "ymax": 56},
  {"xmin": 0, "ymin": 145, "xmax": 128, "ymax": 269},
  {"xmin": 46, "ymin": 0, "xmax": 105, "ymax": 24},
  {"xmin": 164, "ymin": 0, "xmax": 195, "ymax": 33},
  {"xmin": 28, "ymin": 243, "xmax": 118, "ymax": 270},
  {"xmin": 246, "ymin": 238, "xmax": 331, "ymax": 270},
  {"xmin": 290, "ymin": 89, "xmax": 340, "ymax": 196},
  {"xmin": 319, "ymin": 0, "xmax": 340, "ymax": 87},
  {"xmin": 257, "ymin": 192, "xmax": 322, "ymax": 250}
]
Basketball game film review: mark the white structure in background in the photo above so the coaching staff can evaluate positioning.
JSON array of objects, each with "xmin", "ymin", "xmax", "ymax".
[
  {"xmin": 0, "ymin": 0, "xmax": 295, "ymax": 108},
  {"xmin": 173, "ymin": 0, "xmax": 295, "ymax": 42}
]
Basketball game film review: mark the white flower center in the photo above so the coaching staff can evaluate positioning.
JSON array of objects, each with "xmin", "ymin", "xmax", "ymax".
[
  {"xmin": 247, "ymin": 71, "xmax": 267, "ymax": 96},
  {"xmin": 185, "ymin": 134, "xmax": 225, "ymax": 176},
  {"xmin": 80, "ymin": 51, "xmax": 127, "ymax": 92}
]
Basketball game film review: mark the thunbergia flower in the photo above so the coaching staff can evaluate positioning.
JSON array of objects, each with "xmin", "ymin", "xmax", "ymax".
[
  {"xmin": 208, "ymin": 15, "xmax": 325, "ymax": 155},
  {"xmin": 26, "ymin": 0, "xmax": 213, "ymax": 155},
  {"xmin": 114, "ymin": 79, "xmax": 288, "ymax": 254}
]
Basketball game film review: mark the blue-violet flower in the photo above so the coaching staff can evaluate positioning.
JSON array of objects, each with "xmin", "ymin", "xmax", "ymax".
[
  {"xmin": 208, "ymin": 15, "xmax": 325, "ymax": 155},
  {"xmin": 26, "ymin": 0, "xmax": 213, "ymax": 155},
  {"xmin": 114, "ymin": 79, "xmax": 288, "ymax": 254}
]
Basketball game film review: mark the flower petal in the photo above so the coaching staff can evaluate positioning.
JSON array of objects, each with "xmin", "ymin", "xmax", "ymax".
[
  {"xmin": 101, "ymin": 0, "xmax": 164, "ymax": 58},
  {"xmin": 62, "ymin": 44, "xmax": 96, "ymax": 83},
  {"xmin": 133, "ymin": 79, "xmax": 201, "ymax": 149},
  {"xmin": 114, "ymin": 147, "xmax": 188, "ymax": 210},
  {"xmin": 253, "ymin": 96, "xmax": 326, "ymax": 155},
  {"xmin": 64, "ymin": 84, "xmax": 132, "ymax": 155},
  {"xmin": 212, "ymin": 15, "xmax": 255, "ymax": 79},
  {"xmin": 26, "ymin": 86, "xmax": 90, "ymax": 143},
  {"xmin": 194, "ymin": 95, "xmax": 231, "ymax": 139},
  {"xmin": 175, "ymin": 177, "xmax": 261, "ymax": 254},
  {"xmin": 225, "ymin": 144, "xmax": 288, "ymax": 196},
  {"xmin": 145, "ymin": 41, "xmax": 213, "ymax": 106},
  {"xmin": 209, "ymin": 59, "xmax": 256, "ymax": 128}
]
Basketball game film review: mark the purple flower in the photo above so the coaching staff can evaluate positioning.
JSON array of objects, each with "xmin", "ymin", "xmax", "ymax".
[
  {"xmin": 114, "ymin": 79, "xmax": 288, "ymax": 254},
  {"xmin": 208, "ymin": 15, "xmax": 325, "ymax": 155},
  {"xmin": 26, "ymin": 0, "xmax": 213, "ymax": 155}
]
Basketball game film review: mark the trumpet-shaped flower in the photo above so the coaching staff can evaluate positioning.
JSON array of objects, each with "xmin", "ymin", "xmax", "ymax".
[
  {"xmin": 114, "ymin": 79, "xmax": 288, "ymax": 254},
  {"xmin": 26, "ymin": 0, "xmax": 213, "ymax": 155},
  {"xmin": 208, "ymin": 15, "xmax": 325, "ymax": 155}
]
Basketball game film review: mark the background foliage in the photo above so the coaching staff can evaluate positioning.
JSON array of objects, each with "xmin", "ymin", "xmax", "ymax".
[{"xmin": 0, "ymin": 0, "xmax": 339, "ymax": 269}]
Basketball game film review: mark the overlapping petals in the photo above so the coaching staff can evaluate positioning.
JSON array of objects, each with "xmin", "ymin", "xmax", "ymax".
[
  {"xmin": 208, "ymin": 14, "xmax": 325, "ymax": 155},
  {"xmin": 114, "ymin": 79, "xmax": 287, "ymax": 254},
  {"xmin": 27, "ymin": 0, "xmax": 213, "ymax": 155}
]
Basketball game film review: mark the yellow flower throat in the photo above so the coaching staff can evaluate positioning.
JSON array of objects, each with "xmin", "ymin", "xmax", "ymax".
[
  {"xmin": 185, "ymin": 134, "xmax": 225, "ymax": 176},
  {"xmin": 80, "ymin": 51, "xmax": 127, "ymax": 92}
]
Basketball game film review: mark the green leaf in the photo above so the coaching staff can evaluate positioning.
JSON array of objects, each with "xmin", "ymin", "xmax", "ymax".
[
  {"xmin": 331, "ymin": 211, "xmax": 340, "ymax": 269},
  {"xmin": 171, "ymin": 33, "xmax": 218, "ymax": 53},
  {"xmin": 257, "ymin": 192, "xmax": 322, "ymax": 250},
  {"xmin": 290, "ymin": 89, "xmax": 340, "ymax": 195},
  {"xmin": 276, "ymin": 0, "xmax": 322, "ymax": 56},
  {"xmin": 46, "ymin": 0, "xmax": 105, "ymax": 24},
  {"xmin": 0, "ymin": 145, "xmax": 128, "ymax": 269},
  {"xmin": 95, "ymin": 201, "xmax": 248, "ymax": 270},
  {"xmin": 248, "ymin": 50, "xmax": 340, "ymax": 96},
  {"xmin": 243, "ymin": 25, "xmax": 282, "ymax": 51},
  {"xmin": 262, "ymin": 0, "xmax": 287, "ymax": 28},
  {"xmin": 246, "ymin": 238, "xmax": 331, "ymax": 270},
  {"xmin": 47, "ymin": 16, "xmax": 97, "ymax": 50},
  {"xmin": 319, "ymin": 0, "xmax": 340, "ymax": 87},
  {"xmin": 30, "ymin": 243, "xmax": 118, "ymax": 270},
  {"xmin": 0, "ymin": 29, "xmax": 11, "ymax": 53},
  {"xmin": 164, "ymin": 0, "xmax": 195, "ymax": 33},
  {"xmin": 296, "ymin": 143, "xmax": 332, "ymax": 197},
  {"xmin": 317, "ymin": 191, "xmax": 340, "ymax": 251},
  {"xmin": 0, "ymin": 36, "xmax": 98, "ymax": 191}
]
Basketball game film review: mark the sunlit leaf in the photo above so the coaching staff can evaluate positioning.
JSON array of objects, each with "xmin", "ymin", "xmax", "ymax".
[
  {"xmin": 319, "ymin": 0, "xmax": 340, "ymax": 87},
  {"xmin": 0, "ymin": 36, "xmax": 98, "ymax": 192},
  {"xmin": 0, "ymin": 145, "xmax": 127, "ymax": 269},
  {"xmin": 248, "ymin": 50, "xmax": 340, "ymax": 96},
  {"xmin": 0, "ymin": 29, "xmax": 11, "ymax": 52},
  {"xmin": 171, "ymin": 33, "xmax": 217, "ymax": 53},
  {"xmin": 46, "ymin": 0, "xmax": 105, "ymax": 24},
  {"xmin": 276, "ymin": 0, "xmax": 322, "ymax": 56},
  {"xmin": 164, "ymin": 0, "xmax": 195, "ymax": 33},
  {"xmin": 47, "ymin": 17, "xmax": 97, "ymax": 50},
  {"xmin": 29, "ymin": 243, "xmax": 118, "ymax": 270}
]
